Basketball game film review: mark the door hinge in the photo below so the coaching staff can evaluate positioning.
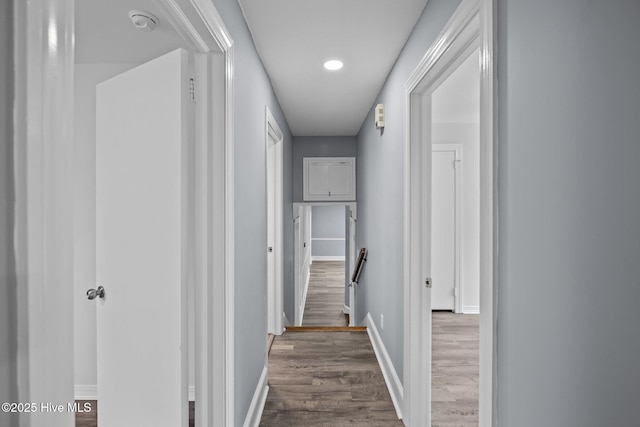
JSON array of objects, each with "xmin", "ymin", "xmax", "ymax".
[
  {"xmin": 189, "ymin": 78, "xmax": 196, "ymax": 103},
  {"xmin": 425, "ymin": 277, "xmax": 432, "ymax": 288}
]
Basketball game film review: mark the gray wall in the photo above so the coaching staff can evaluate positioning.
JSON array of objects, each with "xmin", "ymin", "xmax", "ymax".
[
  {"xmin": 0, "ymin": 1, "xmax": 17, "ymax": 426},
  {"xmin": 211, "ymin": 0, "xmax": 293, "ymax": 423},
  {"xmin": 497, "ymin": 0, "xmax": 640, "ymax": 425},
  {"xmin": 292, "ymin": 136, "xmax": 357, "ymax": 202},
  {"xmin": 358, "ymin": 0, "xmax": 640, "ymax": 423},
  {"xmin": 311, "ymin": 205, "xmax": 345, "ymax": 258},
  {"xmin": 355, "ymin": 0, "xmax": 462, "ymax": 381}
]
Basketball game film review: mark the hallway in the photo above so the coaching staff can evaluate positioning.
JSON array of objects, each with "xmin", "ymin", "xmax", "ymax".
[
  {"xmin": 302, "ymin": 261, "xmax": 348, "ymax": 327},
  {"xmin": 260, "ymin": 331, "xmax": 402, "ymax": 426}
]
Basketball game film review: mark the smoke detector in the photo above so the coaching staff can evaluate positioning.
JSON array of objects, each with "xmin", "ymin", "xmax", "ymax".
[{"xmin": 128, "ymin": 10, "xmax": 159, "ymax": 32}]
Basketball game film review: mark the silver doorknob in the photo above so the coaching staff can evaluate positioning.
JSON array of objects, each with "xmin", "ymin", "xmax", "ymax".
[{"xmin": 87, "ymin": 286, "xmax": 105, "ymax": 300}]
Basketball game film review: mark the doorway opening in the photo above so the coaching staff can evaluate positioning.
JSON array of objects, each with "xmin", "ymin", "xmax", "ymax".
[
  {"xmin": 430, "ymin": 47, "xmax": 481, "ymax": 425},
  {"xmin": 403, "ymin": 0, "xmax": 495, "ymax": 425},
  {"xmin": 16, "ymin": 1, "xmax": 235, "ymax": 426},
  {"xmin": 292, "ymin": 202, "xmax": 357, "ymax": 327}
]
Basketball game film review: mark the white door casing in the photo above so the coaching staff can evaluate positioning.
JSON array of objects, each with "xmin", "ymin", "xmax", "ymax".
[
  {"xmin": 403, "ymin": 0, "xmax": 496, "ymax": 425},
  {"xmin": 14, "ymin": 1, "xmax": 236, "ymax": 426},
  {"xmin": 292, "ymin": 202, "xmax": 357, "ymax": 326},
  {"xmin": 347, "ymin": 209, "xmax": 357, "ymax": 326}
]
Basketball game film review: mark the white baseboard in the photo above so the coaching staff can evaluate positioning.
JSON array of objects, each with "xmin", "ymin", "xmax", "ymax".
[
  {"xmin": 343, "ymin": 304, "xmax": 350, "ymax": 315},
  {"xmin": 364, "ymin": 313, "xmax": 403, "ymax": 420},
  {"xmin": 75, "ymin": 384, "xmax": 198, "ymax": 401},
  {"xmin": 242, "ymin": 366, "xmax": 269, "ymax": 427},
  {"xmin": 311, "ymin": 255, "xmax": 345, "ymax": 262},
  {"xmin": 74, "ymin": 385, "xmax": 97, "ymax": 400},
  {"xmin": 463, "ymin": 305, "xmax": 480, "ymax": 314}
]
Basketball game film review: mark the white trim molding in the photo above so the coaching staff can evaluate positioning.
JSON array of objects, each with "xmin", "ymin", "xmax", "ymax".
[
  {"xmin": 365, "ymin": 313, "xmax": 404, "ymax": 420},
  {"xmin": 311, "ymin": 237, "xmax": 346, "ymax": 241},
  {"xmin": 311, "ymin": 255, "xmax": 346, "ymax": 262},
  {"xmin": 74, "ymin": 385, "xmax": 98, "ymax": 401},
  {"xmin": 14, "ymin": 1, "xmax": 76, "ymax": 424},
  {"xmin": 479, "ymin": 1, "xmax": 498, "ymax": 425},
  {"xmin": 292, "ymin": 201, "xmax": 357, "ymax": 220},
  {"xmin": 463, "ymin": 305, "xmax": 481, "ymax": 314},
  {"xmin": 242, "ymin": 366, "xmax": 269, "ymax": 427},
  {"xmin": 403, "ymin": 0, "xmax": 496, "ymax": 426}
]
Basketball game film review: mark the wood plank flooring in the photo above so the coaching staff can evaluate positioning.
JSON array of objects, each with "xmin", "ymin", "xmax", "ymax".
[
  {"xmin": 432, "ymin": 311, "xmax": 479, "ymax": 426},
  {"xmin": 75, "ymin": 400, "xmax": 97, "ymax": 427},
  {"xmin": 74, "ymin": 294, "xmax": 478, "ymax": 427},
  {"xmin": 302, "ymin": 261, "xmax": 348, "ymax": 326},
  {"xmin": 260, "ymin": 331, "xmax": 403, "ymax": 426}
]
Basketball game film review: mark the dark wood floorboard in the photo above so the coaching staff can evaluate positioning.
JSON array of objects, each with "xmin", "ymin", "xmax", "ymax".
[
  {"xmin": 432, "ymin": 311, "xmax": 479, "ymax": 427},
  {"xmin": 74, "ymin": 400, "xmax": 97, "ymax": 427},
  {"xmin": 302, "ymin": 261, "xmax": 348, "ymax": 327},
  {"xmin": 260, "ymin": 331, "xmax": 403, "ymax": 426}
]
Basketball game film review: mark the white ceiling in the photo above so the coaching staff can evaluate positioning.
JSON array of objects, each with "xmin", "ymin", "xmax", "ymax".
[
  {"xmin": 75, "ymin": 0, "xmax": 183, "ymax": 64},
  {"xmin": 77, "ymin": 0, "xmax": 430, "ymax": 136},
  {"xmin": 237, "ymin": 0, "xmax": 429, "ymax": 136}
]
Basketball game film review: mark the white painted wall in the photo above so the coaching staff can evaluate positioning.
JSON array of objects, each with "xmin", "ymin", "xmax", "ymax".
[{"xmin": 431, "ymin": 123, "xmax": 480, "ymax": 312}]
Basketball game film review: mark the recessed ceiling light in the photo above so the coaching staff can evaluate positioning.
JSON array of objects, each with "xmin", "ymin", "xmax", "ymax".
[{"xmin": 323, "ymin": 59, "xmax": 344, "ymax": 71}]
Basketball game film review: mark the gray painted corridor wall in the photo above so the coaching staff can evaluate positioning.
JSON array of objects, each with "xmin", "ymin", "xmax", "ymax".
[
  {"xmin": 356, "ymin": 0, "xmax": 462, "ymax": 382},
  {"xmin": 0, "ymin": 1, "xmax": 17, "ymax": 426},
  {"xmin": 497, "ymin": 0, "xmax": 640, "ymax": 425},
  {"xmin": 212, "ymin": 0, "xmax": 293, "ymax": 423}
]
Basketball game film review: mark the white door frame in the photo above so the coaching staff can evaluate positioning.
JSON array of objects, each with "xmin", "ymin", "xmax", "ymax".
[
  {"xmin": 13, "ymin": 1, "xmax": 236, "ymax": 426},
  {"xmin": 347, "ymin": 208, "xmax": 357, "ymax": 326},
  {"xmin": 292, "ymin": 202, "xmax": 357, "ymax": 326},
  {"xmin": 266, "ymin": 106, "xmax": 284, "ymax": 335},
  {"xmin": 432, "ymin": 143, "xmax": 463, "ymax": 313},
  {"xmin": 403, "ymin": 0, "xmax": 496, "ymax": 426}
]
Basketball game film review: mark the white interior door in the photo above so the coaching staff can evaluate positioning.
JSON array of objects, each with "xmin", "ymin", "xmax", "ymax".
[
  {"xmin": 96, "ymin": 48, "xmax": 190, "ymax": 426},
  {"xmin": 293, "ymin": 209, "xmax": 301, "ymax": 325},
  {"xmin": 431, "ymin": 149, "xmax": 457, "ymax": 310},
  {"xmin": 266, "ymin": 109, "xmax": 284, "ymax": 334},
  {"xmin": 267, "ymin": 133, "xmax": 276, "ymax": 334}
]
